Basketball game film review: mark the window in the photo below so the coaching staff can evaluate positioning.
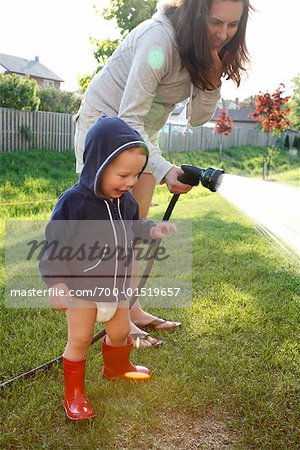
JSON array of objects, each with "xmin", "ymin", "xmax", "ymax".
[{"xmin": 44, "ymin": 79, "xmax": 55, "ymax": 87}]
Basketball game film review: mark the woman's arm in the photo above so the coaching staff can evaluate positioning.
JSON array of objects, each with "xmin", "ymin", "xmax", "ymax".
[
  {"xmin": 117, "ymin": 28, "xmax": 175, "ymax": 183},
  {"xmin": 188, "ymin": 85, "xmax": 221, "ymax": 127}
]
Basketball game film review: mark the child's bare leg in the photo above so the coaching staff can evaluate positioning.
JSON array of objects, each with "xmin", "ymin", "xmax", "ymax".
[
  {"xmin": 63, "ymin": 300, "xmax": 97, "ymax": 361},
  {"xmin": 104, "ymin": 301, "xmax": 130, "ymax": 347}
]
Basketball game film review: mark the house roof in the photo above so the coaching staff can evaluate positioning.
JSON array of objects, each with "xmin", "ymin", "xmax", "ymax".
[
  {"xmin": 212, "ymin": 107, "xmax": 255, "ymax": 123},
  {"xmin": 0, "ymin": 53, "xmax": 63, "ymax": 82}
]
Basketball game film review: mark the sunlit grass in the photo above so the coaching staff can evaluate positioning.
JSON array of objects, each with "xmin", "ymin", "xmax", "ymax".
[{"xmin": 0, "ymin": 147, "xmax": 299, "ymax": 448}]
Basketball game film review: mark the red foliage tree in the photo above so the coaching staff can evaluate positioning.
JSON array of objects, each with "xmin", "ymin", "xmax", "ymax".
[
  {"xmin": 249, "ymin": 83, "xmax": 291, "ymax": 137},
  {"xmin": 250, "ymin": 84, "xmax": 291, "ymax": 180},
  {"xmin": 214, "ymin": 108, "xmax": 233, "ymax": 136},
  {"xmin": 214, "ymin": 108, "xmax": 233, "ymax": 156}
]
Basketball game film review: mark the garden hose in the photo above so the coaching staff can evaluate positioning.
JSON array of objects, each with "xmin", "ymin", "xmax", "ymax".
[{"xmin": 0, "ymin": 165, "xmax": 223, "ymax": 389}]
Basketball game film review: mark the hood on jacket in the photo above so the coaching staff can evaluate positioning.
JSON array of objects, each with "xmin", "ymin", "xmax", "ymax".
[{"xmin": 80, "ymin": 116, "xmax": 149, "ymax": 198}]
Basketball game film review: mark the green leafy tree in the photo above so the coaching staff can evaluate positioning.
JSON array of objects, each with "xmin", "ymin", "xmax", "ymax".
[
  {"xmin": 0, "ymin": 74, "xmax": 40, "ymax": 110},
  {"xmin": 78, "ymin": 0, "xmax": 156, "ymax": 91},
  {"xmin": 288, "ymin": 74, "xmax": 300, "ymax": 131},
  {"xmin": 77, "ymin": 74, "xmax": 93, "ymax": 93},
  {"xmin": 38, "ymin": 87, "xmax": 82, "ymax": 114},
  {"xmin": 89, "ymin": 37, "xmax": 120, "ymax": 77},
  {"xmin": 239, "ymin": 95, "xmax": 256, "ymax": 109},
  {"xmin": 102, "ymin": 0, "xmax": 156, "ymax": 35}
]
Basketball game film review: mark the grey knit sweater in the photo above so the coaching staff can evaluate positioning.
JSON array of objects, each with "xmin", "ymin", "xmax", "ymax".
[{"xmin": 83, "ymin": 3, "xmax": 221, "ymax": 182}]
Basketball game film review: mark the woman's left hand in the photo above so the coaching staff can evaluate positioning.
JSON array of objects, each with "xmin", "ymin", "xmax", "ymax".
[{"xmin": 207, "ymin": 49, "xmax": 228, "ymax": 90}]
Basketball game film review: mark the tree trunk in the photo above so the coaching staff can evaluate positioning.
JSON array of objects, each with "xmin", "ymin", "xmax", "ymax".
[{"xmin": 219, "ymin": 134, "xmax": 223, "ymax": 156}]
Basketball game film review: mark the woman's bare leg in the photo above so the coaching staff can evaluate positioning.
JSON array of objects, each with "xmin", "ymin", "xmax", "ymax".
[
  {"xmin": 129, "ymin": 173, "xmax": 161, "ymax": 346},
  {"xmin": 130, "ymin": 173, "xmax": 181, "ymax": 331}
]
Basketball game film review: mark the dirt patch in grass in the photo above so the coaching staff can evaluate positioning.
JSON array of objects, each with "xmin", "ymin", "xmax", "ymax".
[
  {"xmin": 113, "ymin": 410, "xmax": 239, "ymax": 449},
  {"xmin": 151, "ymin": 411, "xmax": 238, "ymax": 449}
]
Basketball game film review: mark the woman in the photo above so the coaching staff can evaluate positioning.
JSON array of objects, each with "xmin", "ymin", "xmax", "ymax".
[{"xmin": 74, "ymin": 0, "xmax": 252, "ymax": 347}]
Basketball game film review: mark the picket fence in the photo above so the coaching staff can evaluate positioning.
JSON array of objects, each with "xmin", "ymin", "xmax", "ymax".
[
  {"xmin": 0, "ymin": 107, "xmax": 75, "ymax": 152},
  {"xmin": 0, "ymin": 107, "xmax": 279, "ymax": 153},
  {"xmin": 158, "ymin": 122, "xmax": 278, "ymax": 152}
]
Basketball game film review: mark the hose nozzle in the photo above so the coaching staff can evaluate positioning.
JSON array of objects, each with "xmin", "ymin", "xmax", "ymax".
[{"xmin": 178, "ymin": 165, "xmax": 224, "ymax": 192}]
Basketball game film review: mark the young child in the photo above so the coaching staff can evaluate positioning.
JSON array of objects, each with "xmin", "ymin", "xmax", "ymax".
[{"xmin": 39, "ymin": 116, "xmax": 176, "ymax": 420}]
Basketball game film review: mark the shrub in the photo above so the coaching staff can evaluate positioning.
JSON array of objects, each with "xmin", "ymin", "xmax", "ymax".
[
  {"xmin": 0, "ymin": 74, "xmax": 40, "ymax": 110},
  {"xmin": 19, "ymin": 124, "xmax": 33, "ymax": 142}
]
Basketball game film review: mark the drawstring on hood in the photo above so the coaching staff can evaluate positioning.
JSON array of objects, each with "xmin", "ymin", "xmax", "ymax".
[
  {"xmin": 185, "ymin": 84, "xmax": 194, "ymax": 134},
  {"xmin": 80, "ymin": 116, "xmax": 149, "ymax": 198}
]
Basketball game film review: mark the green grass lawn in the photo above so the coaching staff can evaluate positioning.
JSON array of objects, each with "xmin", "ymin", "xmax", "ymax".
[{"xmin": 0, "ymin": 147, "xmax": 299, "ymax": 449}]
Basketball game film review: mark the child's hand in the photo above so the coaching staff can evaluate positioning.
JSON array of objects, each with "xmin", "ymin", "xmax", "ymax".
[
  {"xmin": 48, "ymin": 282, "xmax": 71, "ymax": 312},
  {"xmin": 150, "ymin": 222, "xmax": 177, "ymax": 240}
]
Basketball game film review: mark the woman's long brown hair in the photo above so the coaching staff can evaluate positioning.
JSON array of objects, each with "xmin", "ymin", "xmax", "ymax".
[{"xmin": 164, "ymin": 0, "xmax": 253, "ymax": 90}]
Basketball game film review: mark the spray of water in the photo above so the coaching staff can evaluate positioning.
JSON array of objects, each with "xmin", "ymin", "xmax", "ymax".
[{"xmin": 218, "ymin": 174, "xmax": 300, "ymax": 264}]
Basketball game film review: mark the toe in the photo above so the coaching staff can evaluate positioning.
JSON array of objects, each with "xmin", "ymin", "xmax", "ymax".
[{"xmin": 155, "ymin": 320, "xmax": 182, "ymax": 330}]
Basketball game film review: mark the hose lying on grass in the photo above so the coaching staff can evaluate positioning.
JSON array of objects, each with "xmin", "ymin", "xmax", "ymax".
[{"xmin": 0, "ymin": 165, "xmax": 223, "ymax": 389}]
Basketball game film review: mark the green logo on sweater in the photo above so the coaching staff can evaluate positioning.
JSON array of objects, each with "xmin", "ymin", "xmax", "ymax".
[{"xmin": 148, "ymin": 46, "xmax": 165, "ymax": 70}]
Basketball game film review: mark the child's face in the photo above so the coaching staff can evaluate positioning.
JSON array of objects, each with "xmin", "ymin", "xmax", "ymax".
[{"xmin": 99, "ymin": 147, "xmax": 147, "ymax": 199}]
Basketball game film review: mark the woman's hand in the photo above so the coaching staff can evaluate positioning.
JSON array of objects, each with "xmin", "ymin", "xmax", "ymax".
[
  {"xmin": 150, "ymin": 222, "xmax": 177, "ymax": 240},
  {"xmin": 207, "ymin": 49, "xmax": 228, "ymax": 90},
  {"xmin": 48, "ymin": 282, "xmax": 71, "ymax": 312},
  {"xmin": 163, "ymin": 166, "xmax": 193, "ymax": 194}
]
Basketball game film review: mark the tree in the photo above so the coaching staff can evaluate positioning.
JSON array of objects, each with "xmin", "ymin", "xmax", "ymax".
[
  {"xmin": 78, "ymin": 0, "xmax": 156, "ymax": 90},
  {"xmin": 288, "ymin": 74, "xmax": 300, "ymax": 131},
  {"xmin": 214, "ymin": 108, "xmax": 233, "ymax": 156},
  {"xmin": 38, "ymin": 87, "xmax": 82, "ymax": 114},
  {"xmin": 102, "ymin": 0, "xmax": 156, "ymax": 35},
  {"xmin": 0, "ymin": 74, "xmax": 40, "ymax": 110},
  {"xmin": 239, "ymin": 95, "xmax": 256, "ymax": 109},
  {"xmin": 249, "ymin": 84, "xmax": 291, "ymax": 140},
  {"xmin": 250, "ymin": 84, "xmax": 291, "ymax": 180}
]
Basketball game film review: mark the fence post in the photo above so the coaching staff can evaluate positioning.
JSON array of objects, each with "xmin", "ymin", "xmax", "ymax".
[{"xmin": 167, "ymin": 123, "xmax": 171, "ymax": 152}]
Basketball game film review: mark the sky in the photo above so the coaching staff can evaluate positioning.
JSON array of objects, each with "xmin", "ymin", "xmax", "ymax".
[{"xmin": 1, "ymin": 0, "xmax": 300, "ymax": 101}]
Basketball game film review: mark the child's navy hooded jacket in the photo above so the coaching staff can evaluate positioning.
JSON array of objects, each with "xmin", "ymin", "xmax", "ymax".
[{"xmin": 39, "ymin": 117, "xmax": 155, "ymax": 302}]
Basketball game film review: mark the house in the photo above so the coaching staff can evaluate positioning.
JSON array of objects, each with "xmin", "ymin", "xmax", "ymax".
[
  {"xmin": 0, "ymin": 53, "xmax": 63, "ymax": 88},
  {"xmin": 167, "ymin": 101, "xmax": 256, "ymax": 129},
  {"xmin": 211, "ymin": 107, "xmax": 257, "ymax": 129},
  {"xmin": 217, "ymin": 98, "xmax": 241, "ymax": 110}
]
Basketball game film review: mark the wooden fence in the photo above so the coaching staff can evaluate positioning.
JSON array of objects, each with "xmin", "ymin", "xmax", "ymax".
[
  {"xmin": 158, "ymin": 123, "xmax": 279, "ymax": 152},
  {"xmin": 1, "ymin": 107, "xmax": 295, "ymax": 154},
  {"xmin": 0, "ymin": 108, "xmax": 75, "ymax": 152}
]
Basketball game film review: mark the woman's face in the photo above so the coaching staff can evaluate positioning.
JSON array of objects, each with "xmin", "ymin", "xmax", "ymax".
[{"xmin": 207, "ymin": 0, "xmax": 244, "ymax": 51}]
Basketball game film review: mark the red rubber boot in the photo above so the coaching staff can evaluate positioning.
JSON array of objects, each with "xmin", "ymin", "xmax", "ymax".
[
  {"xmin": 102, "ymin": 336, "xmax": 151, "ymax": 380},
  {"xmin": 63, "ymin": 356, "xmax": 96, "ymax": 420}
]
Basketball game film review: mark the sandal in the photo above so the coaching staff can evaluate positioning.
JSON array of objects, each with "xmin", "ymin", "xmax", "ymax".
[
  {"xmin": 130, "ymin": 332, "xmax": 163, "ymax": 349},
  {"xmin": 137, "ymin": 317, "xmax": 182, "ymax": 331}
]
